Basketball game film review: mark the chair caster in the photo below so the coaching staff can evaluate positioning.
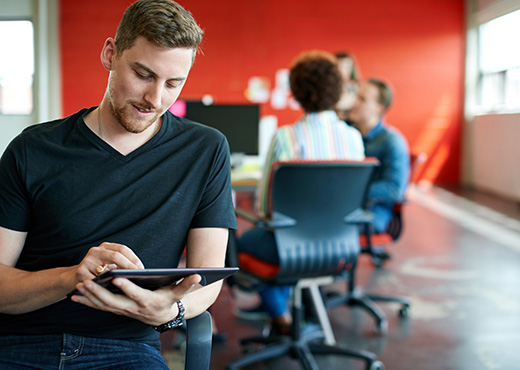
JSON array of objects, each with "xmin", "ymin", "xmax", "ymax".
[
  {"xmin": 371, "ymin": 256, "xmax": 384, "ymax": 268},
  {"xmin": 399, "ymin": 305, "xmax": 410, "ymax": 318},
  {"xmin": 370, "ymin": 248, "xmax": 392, "ymax": 267},
  {"xmin": 368, "ymin": 360, "xmax": 385, "ymax": 370},
  {"xmin": 375, "ymin": 320, "xmax": 388, "ymax": 336}
]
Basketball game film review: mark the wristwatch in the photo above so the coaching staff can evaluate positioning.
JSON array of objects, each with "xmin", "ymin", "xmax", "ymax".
[{"xmin": 153, "ymin": 300, "xmax": 185, "ymax": 333}]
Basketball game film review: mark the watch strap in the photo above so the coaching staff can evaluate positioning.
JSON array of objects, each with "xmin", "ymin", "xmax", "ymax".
[{"xmin": 153, "ymin": 300, "xmax": 185, "ymax": 333}]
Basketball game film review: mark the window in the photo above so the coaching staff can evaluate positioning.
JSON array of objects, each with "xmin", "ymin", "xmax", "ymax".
[
  {"xmin": 0, "ymin": 20, "xmax": 34, "ymax": 115},
  {"xmin": 478, "ymin": 9, "xmax": 520, "ymax": 112}
]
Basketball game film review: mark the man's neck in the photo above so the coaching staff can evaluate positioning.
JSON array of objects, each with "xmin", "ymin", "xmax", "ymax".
[
  {"xmin": 104, "ymin": 123, "xmax": 161, "ymax": 156},
  {"xmin": 356, "ymin": 118, "xmax": 380, "ymax": 137},
  {"xmin": 84, "ymin": 106, "xmax": 162, "ymax": 156}
]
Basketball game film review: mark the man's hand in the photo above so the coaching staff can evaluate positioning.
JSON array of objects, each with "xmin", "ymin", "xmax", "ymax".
[
  {"xmin": 74, "ymin": 242, "xmax": 145, "ymax": 282},
  {"xmin": 70, "ymin": 273, "xmax": 201, "ymax": 325},
  {"xmin": 70, "ymin": 227, "xmax": 228, "ymax": 324}
]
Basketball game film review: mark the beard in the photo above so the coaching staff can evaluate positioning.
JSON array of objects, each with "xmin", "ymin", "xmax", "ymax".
[
  {"xmin": 109, "ymin": 100, "xmax": 160, "ymax": 134},
  {"xmin": 107, "ymin": 79, "xmax": 161, "ymax": 134}
]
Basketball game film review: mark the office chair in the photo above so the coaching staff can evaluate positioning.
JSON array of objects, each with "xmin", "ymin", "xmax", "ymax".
[
  {"xmin": 182, "ymin": 310, "xmax": 213, "ymax": 370},
  {"xmin": 328, "ymin": 154, "xmax": 428, "ymax": 325},
  {"xmin": 359, "ymin": 204, "xmax": 403, "ymax": 267},
  {"xmin": 361, "ymin": 152, "xmax": 428, "ymax": 267},
  {"xmin": 227, "ymin": 159, "xmax": 384, "ymax": 370}
]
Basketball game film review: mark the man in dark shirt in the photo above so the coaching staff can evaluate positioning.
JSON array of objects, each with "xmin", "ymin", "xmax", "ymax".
[{"xmin": 0, "ymin": 1, "xmax": 237, "ymax": 368}]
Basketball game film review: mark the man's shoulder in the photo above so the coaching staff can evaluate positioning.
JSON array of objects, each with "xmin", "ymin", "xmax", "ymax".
[
  {"xmin": 9, "ymin": 109, "xmax": 88, "ymax": 152},
  {"xmin": 167, "ymin": 112, "xmax": 226, "ymax": 140},
  {"xmin": 164, "ymin": 112, "xmax": 229, "ymax": 156},
  {"xmin": 377, "ymin": 121, "xmax": 400, "ymax": 135},
  {"xmin": 21, "ymin": 108, "xmax": 88, "ymax": 137},
  {"xmin": 378, "ymin": 124, "xmax": 407, "ymax": 145}
]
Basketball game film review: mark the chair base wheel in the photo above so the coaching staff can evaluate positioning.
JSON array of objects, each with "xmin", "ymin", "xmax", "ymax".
[
  {"xmin": 370, "ymin": 250, "xmax": 392, "ymax": 267},
  {"xmin": 369, "ymin": 360, "xmax": 385, "ymax": 370},
  {"xmin": 399, "ymin": 305, "xmax": 410, "ymax": 318},
  {"xmin": 375, "ymin": 320, "xmax": 388, "ymax": 336}
]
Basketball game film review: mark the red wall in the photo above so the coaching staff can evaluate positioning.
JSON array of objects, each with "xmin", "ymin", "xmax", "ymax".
[{"xmin": 60, "ymin": 0, "xmax": 465, "ymax": 184}]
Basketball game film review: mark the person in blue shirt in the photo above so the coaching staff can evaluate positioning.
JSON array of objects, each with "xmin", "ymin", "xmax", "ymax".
[{"xmin": 348, "ymin": 78, "xmax": 410, "ymax": 241}]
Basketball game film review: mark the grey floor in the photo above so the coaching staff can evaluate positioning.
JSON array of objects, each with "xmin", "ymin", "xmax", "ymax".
[{"xmin": 162, "ymin": 185, "xmax": 520, "ymax": 370}]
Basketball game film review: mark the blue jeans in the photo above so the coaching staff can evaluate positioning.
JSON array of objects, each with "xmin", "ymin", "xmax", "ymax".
[{"xmin": 0, "ymin": 334, "xmax": 169, "ymax": 370}]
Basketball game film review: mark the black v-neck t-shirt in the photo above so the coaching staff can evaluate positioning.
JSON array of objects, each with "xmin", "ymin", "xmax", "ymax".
[{"xmin": 0, "ymin": 107, "xmax": 237, "ymax": 346}]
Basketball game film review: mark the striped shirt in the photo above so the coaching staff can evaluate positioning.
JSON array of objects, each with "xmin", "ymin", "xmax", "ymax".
[{"xmin": 256, "ymin": 110, "xmax": 365, "ymax": 216}]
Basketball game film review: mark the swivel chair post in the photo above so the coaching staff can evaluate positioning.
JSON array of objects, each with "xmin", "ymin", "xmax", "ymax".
[
  {"xmin": 327, "ymin": 230, "xmax": 411, "ymax": 332},
  {"xmin": 362, "ymin": 223, "xmax": 392, "ymax": 266},
  {"xmin": 326, "ymin": 266, "xmax": 389, "ymax": 334},
  {"xmin": 360, "ymin": 211, "xmax": 412, "ymax": 319}
]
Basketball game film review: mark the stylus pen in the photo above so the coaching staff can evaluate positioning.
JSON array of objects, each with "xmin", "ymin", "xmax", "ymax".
[{"xmin": 95, "ymin": 264, "xmax": 109, "ymax": 275}]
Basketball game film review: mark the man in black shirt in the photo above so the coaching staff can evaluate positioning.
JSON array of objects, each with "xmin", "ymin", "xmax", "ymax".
[{"xmin": 0, "ymin": 1, "xmax": 237, "ymax": 368}]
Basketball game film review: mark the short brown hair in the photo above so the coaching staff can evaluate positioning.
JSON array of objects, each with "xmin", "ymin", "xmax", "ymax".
[
  {"xmin": 115, "ymin": 0, "xmax": 204, "ymax": 60},
  {"xmin": 289, "ymin": 50, "xmax": 342, "ymax": 113},
  {"xmin": 367, "ymin": 78, "xmax": 393, "ymax": 111}
]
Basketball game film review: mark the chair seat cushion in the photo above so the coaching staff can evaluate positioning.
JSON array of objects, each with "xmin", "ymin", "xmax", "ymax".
[
  {"xmin": 359, "ymin": 233, "xmax": 394, "ymax": 248},
  {"xmin": 238, "ymin": 252, "xmax": 280, "ymax": 279}
]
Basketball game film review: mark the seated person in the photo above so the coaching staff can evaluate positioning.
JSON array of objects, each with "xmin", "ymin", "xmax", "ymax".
[
  {"xmin": 236, "ymin": 50, "xmax": 365, "ymax": 334},
  {"xmin": 348, "ymin": 78, "xmax": 410, "ymax": 236},
  {"xmin": 334, "ymin": 51, "xmax": 360, "ymax": 121},
  {"xmin": 0, "ymin": 1, "xmax": 236, "ymax": 368}
]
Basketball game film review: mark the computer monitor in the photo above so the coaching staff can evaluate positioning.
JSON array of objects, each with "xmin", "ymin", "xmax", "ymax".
[{"xmin": 183, "ymin": 101, "xmax": 260, "ymax": 156}]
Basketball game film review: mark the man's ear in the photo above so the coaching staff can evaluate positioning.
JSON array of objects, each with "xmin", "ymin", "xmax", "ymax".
[
  {"xmin": 100, "ymin": 38, "xmax": 117, "ymax": 71},
  {"xmin": 377, "ymin": 104, "xmax": 386, "ymax": 119}
]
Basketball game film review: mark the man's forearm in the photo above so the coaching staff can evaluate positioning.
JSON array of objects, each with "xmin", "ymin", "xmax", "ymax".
[
  {"xmin": 0, "ymin": 264, "xmax": 75, "ymax": 314},
  {"xmin": 180, "ymin": 280, "xmax": 222, "ymax": 320}
]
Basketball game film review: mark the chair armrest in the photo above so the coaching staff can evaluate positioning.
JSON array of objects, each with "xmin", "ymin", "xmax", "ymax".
[
  {"xmin": 235, "ymin": 209, "xmax": 296, "ymax": 229},
  {"xmin": 266, "ymin": 211, "xmax": 297, "ymax": 228},
  {"xmin": 184, "ymin": 310, "xmax": 212, "ymax": 370},
  {"xmin": 343, "ymin": 208, "xmax": 374, "ymax": 224}
]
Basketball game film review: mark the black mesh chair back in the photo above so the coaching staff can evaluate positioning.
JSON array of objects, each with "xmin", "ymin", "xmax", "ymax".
[{"xmin": 267, "ymin": 159, "xmax": 378, "ymax": 285}]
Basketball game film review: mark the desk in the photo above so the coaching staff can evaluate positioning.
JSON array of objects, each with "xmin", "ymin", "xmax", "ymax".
[
  {"xmin": 231, "ymin": 178, "xmax": 258, "ymax": 192},
  {"xmin": 231, "ymin": 167, "xmax": 260, "ymax": 192}
]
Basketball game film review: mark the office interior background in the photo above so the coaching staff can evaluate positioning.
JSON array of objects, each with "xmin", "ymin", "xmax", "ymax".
[
  {"xmin": 1, "ymin": 0, "xmax": 520, "ymax": 369},
  {"xmin": 1, "ymin": 0, "xmax": 519, "ymax": 200}
]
